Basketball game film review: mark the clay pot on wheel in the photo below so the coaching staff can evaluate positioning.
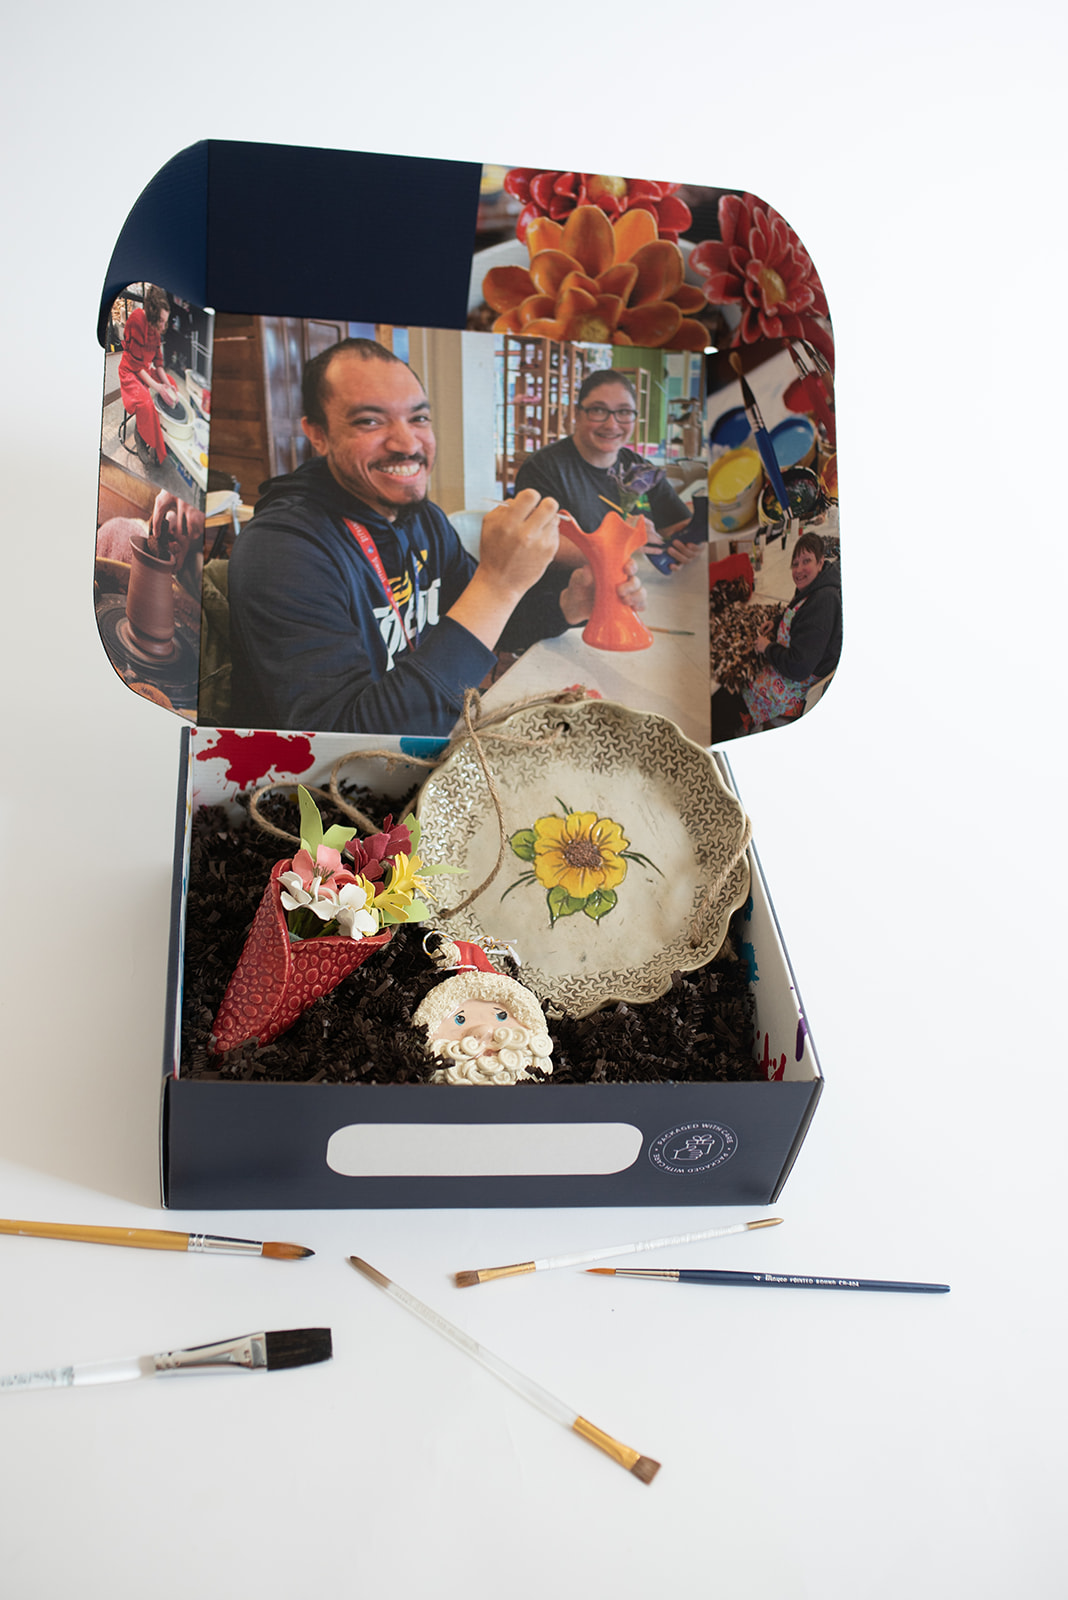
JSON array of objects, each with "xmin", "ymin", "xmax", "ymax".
[{"xmin": 125, "ymin": 534, "xmax": 177, "ymax": 659}]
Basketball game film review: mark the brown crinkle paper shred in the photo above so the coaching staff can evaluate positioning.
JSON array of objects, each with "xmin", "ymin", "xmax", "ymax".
[
  {"xmin": 181, "ymin": 787, "xmax": 762, "ymax": 1087},
  {"xmin": 710, "ymin": 580, "xmax": 784, "ymax": 695}
]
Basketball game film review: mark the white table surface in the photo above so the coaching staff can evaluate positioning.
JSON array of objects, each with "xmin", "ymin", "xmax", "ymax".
[
  {"xmin": 2, "ymin": 9, "xmax": 1065, "ymax": 1599},
  {"xmin": 483, "ymin": 549, "xmax": 711, "ymax": 743}
]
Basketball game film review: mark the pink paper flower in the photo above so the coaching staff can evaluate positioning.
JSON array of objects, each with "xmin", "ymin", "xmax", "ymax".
[
  {"xmin": 690, "ymin": 192, "xmax": 833, "ymax": 366},
  {"xmin": 504, "ymin": 170, "xmax": 692, "ymax": 244},
  {"xmin": 286, "ymin": 843, "xmax": 357, "ymax": 895}
]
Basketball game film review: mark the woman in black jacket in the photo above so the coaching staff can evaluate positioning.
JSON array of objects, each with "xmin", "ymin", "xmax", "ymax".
[
  {"xmin": 744, "ymin": 530, "xmax": 841, "ymax": 725},
  {"xmin": 709, "ymin": 530, "xmax": 841, "ymax": 741}
]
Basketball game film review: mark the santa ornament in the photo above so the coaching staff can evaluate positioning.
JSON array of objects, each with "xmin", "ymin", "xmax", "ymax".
[{"xmin": 414, "ymin": 939, "xmax": 554, "ymax": 1087}]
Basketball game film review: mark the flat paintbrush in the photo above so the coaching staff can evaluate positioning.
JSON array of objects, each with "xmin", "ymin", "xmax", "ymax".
[
  {"xmin": 349, "ymin": 1257, "xmax": 659, "ymax": 1484},
  {"xmin": 1, "ymin": 1328, "xmax": 332, "ymax": 1393},
  {"xmin": 0, "ymin": 1218, "xmax": 313, "ymax": 1259},
  {"xmin": 455, "ymin": 1216, "xmax": 781, "ymax": 1286},
  {"xmin": 589, "ymin": 1268, "xmax": 950, "ymax": 1294}
]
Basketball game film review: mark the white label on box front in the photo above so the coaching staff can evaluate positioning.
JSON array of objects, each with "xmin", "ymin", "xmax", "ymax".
[{"xmin": 325, "ymin": 1122, "xmax": 644, "ymax": 1178}]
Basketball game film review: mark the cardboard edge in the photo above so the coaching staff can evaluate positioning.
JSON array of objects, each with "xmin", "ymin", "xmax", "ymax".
[
  {"xmin": 769, "ymin": 1074, "xmax": 824, "ymax": 1202},
  {"xmin": 159, "ymin": 723, "xmax": 192, "ymax": 1207},
  {"xmin": 720, "ymin": 750, "xmax": 825, "ymax": 1091}
]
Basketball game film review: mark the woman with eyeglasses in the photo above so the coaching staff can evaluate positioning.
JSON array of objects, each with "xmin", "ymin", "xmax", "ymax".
[
  {"xmin": 709, "ymin": 530, "xmax": 841, "ymax": 741},
  {"xmin": 514, "ymin": 370, "xmax": 700, "ymax": 568}
]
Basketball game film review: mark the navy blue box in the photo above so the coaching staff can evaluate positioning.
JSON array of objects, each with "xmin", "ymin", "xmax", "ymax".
[
  {"xmin": 160, "ymin": 729, "xmax": 821, "ymax": 1208},
  {"xmin": 99, "ymin": 142, "xmax": 828, "ymax": 1208}
]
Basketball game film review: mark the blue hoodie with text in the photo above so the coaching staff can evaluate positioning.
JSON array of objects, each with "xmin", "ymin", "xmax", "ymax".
[{"xmin": 227, "ymin": 458, "xmax": 570, "ymax": 736}]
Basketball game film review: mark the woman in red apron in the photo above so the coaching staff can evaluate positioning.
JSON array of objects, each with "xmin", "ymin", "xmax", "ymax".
[{"xmin": 118, "ymin": 284, "xmax": 177, "ymax": 466}]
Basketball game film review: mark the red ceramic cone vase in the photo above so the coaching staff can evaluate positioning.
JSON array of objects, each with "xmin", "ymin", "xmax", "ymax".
[
  {"xmin": 211, "ymin": 860, "xmax": 393, "ymax": 1053},
  {"xmin": 560, "ymin": 511, "xmax": 654, "ymax": 651}
]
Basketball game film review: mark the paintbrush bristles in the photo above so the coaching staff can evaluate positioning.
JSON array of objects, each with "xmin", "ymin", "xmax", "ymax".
[
  {"xmin": 454, "ymin": 1261, "xmax": 535, "ymax": 1287},
  {"xmin": 260, "ymin": 1241, "xmax": 314, "ymax": 1260},
  {"xmin": 262, "ymin": 1328, "xmax": 333, "ymax": 1369},
  {"xmin": 572, "ymin": 1415, "xmax": 660, "ymax": 1484}
]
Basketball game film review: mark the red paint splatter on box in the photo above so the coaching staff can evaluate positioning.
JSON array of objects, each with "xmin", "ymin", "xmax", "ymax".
[
  {"xmin": 761, "ymin": 1031, "xmax": 786, "ymax": 1081},
  {"xmin": 195, "ymin": 731, "xmax": 316, "ymax": 787}
]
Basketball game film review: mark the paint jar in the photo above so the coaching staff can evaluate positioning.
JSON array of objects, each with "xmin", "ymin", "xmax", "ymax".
[
  {"xmin": 757, "ymin": 466, "xmax": 823, "ymax": 529},
  {"xmin": 707, "ymin": 446, "xmax": 762, "ymax": 532},
  {"xmin": 770, "ymin": 415, "xmax": 817, "ymax": 471},
  {"xmin": 707, "ymin": 405, "xmax": 753, "ymax": 459}
]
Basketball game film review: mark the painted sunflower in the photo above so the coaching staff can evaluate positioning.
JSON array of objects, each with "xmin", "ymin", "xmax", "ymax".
[{"xmin": 532, "ymin": 811, "xmax": 629, "ymax": 900}]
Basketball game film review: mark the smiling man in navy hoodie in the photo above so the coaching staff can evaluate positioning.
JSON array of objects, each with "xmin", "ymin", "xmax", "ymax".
[{"xmin": 228, "ymin": 338, "xmax": 641, "ymax": 735}]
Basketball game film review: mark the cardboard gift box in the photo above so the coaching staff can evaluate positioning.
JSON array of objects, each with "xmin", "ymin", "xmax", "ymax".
[{"xmin": 96, "ymin": 142, "xmax": 834, "ymax": 1208}]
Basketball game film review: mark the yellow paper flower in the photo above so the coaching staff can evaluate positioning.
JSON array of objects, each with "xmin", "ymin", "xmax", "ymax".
[
  {"xmin": 532, "ymin": 812, "xmax": 629, "ymax": 900},
  {"xmin": 374, "ymin": 852, "xmax": 435, "ymax": 921},
  {"xmin": 392, "ymin": 851, "xmax": 432, "ymax": 897}
]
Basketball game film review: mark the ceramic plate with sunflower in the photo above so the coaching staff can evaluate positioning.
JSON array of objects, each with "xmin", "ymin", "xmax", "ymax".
[{"xmin": 416, "ymin": 700, "xmax": 751, "ymax": 1016}]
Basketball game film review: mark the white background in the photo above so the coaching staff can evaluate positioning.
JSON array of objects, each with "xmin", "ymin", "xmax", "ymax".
[{"xmin": 1, "ymin": 4, "xmax": 1064, "ymax": 1596}]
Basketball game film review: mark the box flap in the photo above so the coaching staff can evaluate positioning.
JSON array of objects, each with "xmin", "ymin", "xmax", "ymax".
[{"xmin": 94, "ymin": 146, "xmax": 839, "ymax": 751}]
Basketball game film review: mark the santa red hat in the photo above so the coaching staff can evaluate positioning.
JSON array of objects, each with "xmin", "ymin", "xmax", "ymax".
[{"xmin": 414, "ymin": 937, "xmax": 549, "ymax": 1042}]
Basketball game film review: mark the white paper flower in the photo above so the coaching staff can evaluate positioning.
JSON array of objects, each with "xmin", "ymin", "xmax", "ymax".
[
  {"xmin": 334, "ymin": 881, "xmax": 380, "ymax": 940},
  {"xmin": 278, "ymin": 869, "xmax": 339, "ymax": 920}
]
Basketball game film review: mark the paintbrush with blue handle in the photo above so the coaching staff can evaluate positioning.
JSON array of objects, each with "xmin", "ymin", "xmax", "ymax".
[{"xmin": 729, "ymin": 352, "xmax": 793, "ymax": 520}]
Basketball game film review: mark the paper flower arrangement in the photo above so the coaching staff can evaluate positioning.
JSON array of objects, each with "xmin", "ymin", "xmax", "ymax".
[
  {"xmin": 211, "ymin": 788, "xmax": 455, "ymax": 1053},
  {"xmin": 277, "ymin": 787, "xmax": 436, "ymax": 941},
  {"xmin": 503, "ymin": 803, "xmax": 661, "ymax": 928}
]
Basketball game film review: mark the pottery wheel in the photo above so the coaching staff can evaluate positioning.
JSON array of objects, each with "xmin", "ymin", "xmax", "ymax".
[
  {"xmin": 155, "ymin": 390, "xmax": 194, "ymax": 441},
  {"xmin": 95, "ymin": 593, "xmax": 199, "ymax": 702},
  {"xmin": 115, "ymin": 615, "xmax": 180, "ymax": 665}
]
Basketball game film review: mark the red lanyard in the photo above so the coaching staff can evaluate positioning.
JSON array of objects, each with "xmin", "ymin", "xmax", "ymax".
[{"xmin": 344, "ymin": 519, "xmax": 417, "ymax": 649}]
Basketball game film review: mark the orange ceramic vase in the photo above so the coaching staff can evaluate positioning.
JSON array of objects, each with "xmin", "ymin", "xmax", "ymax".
[{"xmin": 560, "ymin": 510, "xmax": 654, "ymax": 651}]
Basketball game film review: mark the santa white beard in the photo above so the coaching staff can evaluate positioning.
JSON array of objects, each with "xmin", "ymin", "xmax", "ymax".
[{"xmin": 428, "ymin": 1023, "xmax": 553, "ymax": 1087}]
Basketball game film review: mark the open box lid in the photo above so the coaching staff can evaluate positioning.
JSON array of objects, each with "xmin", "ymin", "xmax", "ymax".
[{"xmin": 94, "ymin": 141, "xmax": 839, "ymax": 748}]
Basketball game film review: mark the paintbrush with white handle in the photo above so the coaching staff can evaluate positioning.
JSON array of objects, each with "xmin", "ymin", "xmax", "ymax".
[
  {"xmin": 0, "ymin": 1328, "xmax": 332, "ymax": 1393},
  {"xmin": 455, "ymin": 1216, "xmax": 782, "ymax": 1286}
]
